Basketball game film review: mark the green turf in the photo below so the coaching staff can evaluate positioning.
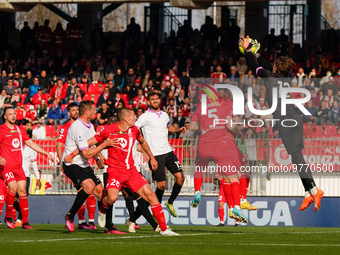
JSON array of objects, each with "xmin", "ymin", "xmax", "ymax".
[{"xmin": 0, "ymin": 224, "xmax": 340, "ymax": 254}]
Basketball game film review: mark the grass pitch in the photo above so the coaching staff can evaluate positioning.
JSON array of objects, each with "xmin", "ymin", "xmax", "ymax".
[{"xmin": 0, "ymin": 224, "xmax": 339, "ymax": 254}]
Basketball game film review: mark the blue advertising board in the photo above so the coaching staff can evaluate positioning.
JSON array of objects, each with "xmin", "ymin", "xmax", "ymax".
[{"xmin": 20, "ymin": 196, "xmax": 340, "ymax": 227}]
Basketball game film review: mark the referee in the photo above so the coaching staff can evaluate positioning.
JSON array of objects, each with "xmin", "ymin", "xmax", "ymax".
[{"xmin": 135, "ymin": 91, "xmax": 186, "ymax": 217}]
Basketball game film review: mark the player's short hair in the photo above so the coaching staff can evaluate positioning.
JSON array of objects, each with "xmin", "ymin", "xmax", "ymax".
[
  {"xmin": 274, "ymin": 56, "xmax": 296, "ymax": 77},
  {"xmin": 79, "ymin": 100, "xmax": 94, "ymax": 116},
  {"xmin": 147, "ymin": 90, "xmax": 160, "ymax": 101},
  {"xmin": 3, "ymin": 106, "xmax": 14, "ymax": 115},
  {"xmin": 117, "ymin": 107, "xmax": 133, "ymax": 121},
  {"xmin": 67, "ymin": 102, "xmax": 78, "ymax": 112}
]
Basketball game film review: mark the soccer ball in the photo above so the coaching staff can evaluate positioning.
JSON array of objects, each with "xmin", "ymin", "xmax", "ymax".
[{"xmin": 239, "ymin": 37, "xmax": 260, "ymax": 55}]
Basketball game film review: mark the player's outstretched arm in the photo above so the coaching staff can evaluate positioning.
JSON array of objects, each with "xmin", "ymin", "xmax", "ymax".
[
  {"xmin": 168, "ymin": 124, "xmax": 187, "ymax": 134},
  {"xmin": 189, "ymin": 121, "xmax": 199, "ymax": 131},
  {"xmin": 139, "ymin": 136, "xmax": 158, "ymax": 170},
  {"xmin": 79, "ymin": 138, "xmax": 117, "ymax": 160},
  {"xmin": 25, "ymin": 139, "xmax": 55, "ymax": 164}
]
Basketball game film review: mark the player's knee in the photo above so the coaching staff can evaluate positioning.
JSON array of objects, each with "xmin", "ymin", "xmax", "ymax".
[
  {"xmin": 176, "ymin": 174, "xmax": 185, "ymax": 185},
  {"xmin": 107, "ymin": 192, "xmax": 118, "ymax": 205},
  {"xmin": 17, "ymin": 186, "xmax": 27, "ymax": 196},
  {"xmin": 82, "ymin": 180, "xmax": 96, "ymax": 194},
  {"xmin": 157, "ymin": 182, "xmax": 166, "ymax": 190}
]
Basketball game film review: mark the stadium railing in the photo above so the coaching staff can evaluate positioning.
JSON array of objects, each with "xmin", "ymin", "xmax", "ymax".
[{"xmin": 32, "ymin": 137, "xmax": 340, "ymax": 197}]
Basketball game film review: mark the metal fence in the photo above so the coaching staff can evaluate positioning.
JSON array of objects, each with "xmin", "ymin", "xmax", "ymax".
[{"xmin": 30, "ymin": 137, "xmax": 340, "ymax": 197}]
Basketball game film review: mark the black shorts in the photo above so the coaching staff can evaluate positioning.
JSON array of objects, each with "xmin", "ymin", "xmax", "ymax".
[
  {"xmin": 277, "ymin": 111, "xmax": 304, "ymax": 155},
  {"xmin": 149, "ymin": 151, "xmax": 183, "ymax": 182},
  {"xmin": 63, "ymin": 163, "xmax": 101, "ymax": 190}
]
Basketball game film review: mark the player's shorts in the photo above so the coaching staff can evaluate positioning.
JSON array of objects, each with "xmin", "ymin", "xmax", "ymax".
[
  {"xmin": 276, "ymin": 111, "xmax": 304, "ymax": 155},
  {"xmin": 195, "ymin": 136, "xmax": 247, "ymax": 176},
  {"xmin": 106, "ymin": 168, "xmax": 148, "ymax": 193},
  {"xmin": 0, "ymin": 167, "xmax": 26, "ymax": 184},
  {"xmin": 150, "ymin": 151, "xmax": 183, "ymax": 182},
  {"xmin": 63, "ymin": 163, "xmax": 101, "ymax": 190},
  {"xmin": 218, "ymin": 181, "xmax": 227, "ymax": 203}
]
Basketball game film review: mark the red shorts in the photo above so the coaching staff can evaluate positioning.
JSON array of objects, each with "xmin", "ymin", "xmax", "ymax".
[
  {"xmin": 106, "ymin": 167, "xmax": 148, "ymax": 193},
  {"xmin": 218, "ymin": 181, "xmax": 226, "ymax": 203},
  {"xmin": 0, "ymin": 179, "xmax": 8, "ymax": 202},
  {"xmin": 0, "ymin": 167, "xmax": 26, "ymax": 184},
  {"xmin": 195, "ymin": 137, "xmax": 247, "ymax": 176}
]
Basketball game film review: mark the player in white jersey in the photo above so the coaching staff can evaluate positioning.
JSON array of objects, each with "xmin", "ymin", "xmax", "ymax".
[
  {"xmin": 62, "ymin": 100, "xmax": 116, "ymax": 232},
  {"xmin": 135, "ymin": 91, "xmax": 186, "ymax": 217}
]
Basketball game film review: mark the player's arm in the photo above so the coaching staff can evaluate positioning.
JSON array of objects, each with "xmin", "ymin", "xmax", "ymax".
[
  {"xmin": 30, "ymin": 158, "xmax": 42, "ymax": 189},
  {"xmin": 189, "ymin": 121, "xmax": 199, "ymax": 131},
  {"xmin": 168, "ymin": 124, "xmax": 187, "ymax": 134},
  {"xmin": 73, "ymin": 137, "xmax": 117, "ymax": 160},
  {"xmin": 25, "ymin": 139, "xmax": 55, "ymax": 164},
  {"xmin": 139, "ymin": 136, "xmax": 158, "ymax": 170},
  {"xmin": 56, "ymin": 141, "xmax": 64, "ymax": 163}
]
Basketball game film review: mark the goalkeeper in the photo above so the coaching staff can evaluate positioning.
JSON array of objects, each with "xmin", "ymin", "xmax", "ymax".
[{"xmin": 239, "ymin": 36, "xmax": 324, "ymax": 212}]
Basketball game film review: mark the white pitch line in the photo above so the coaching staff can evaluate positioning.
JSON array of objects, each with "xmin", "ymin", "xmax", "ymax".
[{"xmin": 5, "ymin": 233, "xmax": 215, "ymax": 243}]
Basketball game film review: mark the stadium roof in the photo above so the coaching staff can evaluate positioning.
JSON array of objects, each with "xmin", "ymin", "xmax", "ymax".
[{"xmin": 0, "ymin": 0, "xmax": 304, "ymax": 12}]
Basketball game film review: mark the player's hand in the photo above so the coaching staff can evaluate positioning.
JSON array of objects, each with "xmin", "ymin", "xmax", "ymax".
[
  {"xmin": 64, "ymin": 155, "xmax": 73, "ymax": 164},
  {"xmin": 239, "ymin": 36, "xmax": 251, "ymax": 50},
  {"xmin": 47, "ymin": 154, "xmax": 55, "ymax": 164},
  {"xmin": 36, "ymin": 179, "xmax": 42, "ymax": 190},
  {"xmin": 104, "ymin": 138, "xmax": 119, "ymax": 148},
  {"xmin": 179, "ymin": 127, "xmax": 187, "ymax": 134},
  {"xmin": 0, "ymin": 156, "xmax": 6, "ymax": 165},
  {"xmin": 150, "ymin": 157, "xmax": 158, "ymax": 171},
  {"xmin": 99, "ymin": 154, "xmax": 107, "ymax": 162},
  {"xmin": 60, "ymin": 163, "xmax": 64, "ymax": 174}
]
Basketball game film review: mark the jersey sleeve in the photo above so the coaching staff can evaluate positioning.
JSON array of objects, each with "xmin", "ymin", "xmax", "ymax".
[
  {"xmin": 94, "ymin": 126, "xmax": 108, "ymax": 143},
  {"xmin": 135, "ymin": 114, "xmax": 145, "ymax": 128},
  {"xmin": 166, "ymin": 114, "xmax": 170, "ymax": 127},
  {"xmin": 134, "ymin": 126, "xmax": 141, "ymax": 141},
  {"xmin": 191, "ymin": 103, "xmax": 201, "ymax": 122},
  {"xmin": 57, "ymin": 126, "xmax": 67, "ymax": 144},
  {"xmin": 75, "ymin": 130, "xmax": 90, "ymax": 151}
]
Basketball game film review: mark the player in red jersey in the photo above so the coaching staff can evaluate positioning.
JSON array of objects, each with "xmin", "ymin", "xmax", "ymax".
[
  {"xmin": 89, "ymin": 107, "xmax": 179, "ymax": 236},
  {"xmin": 56, "ymin": 102, "xmax": 98, "ymax": 230},
  {"xmin": 190, "ymin": 93, "xmax": 248, "ymax": 223},
  {"xmin": 0, "ymin": 106, "xmax": 54, "ymax": 229}
]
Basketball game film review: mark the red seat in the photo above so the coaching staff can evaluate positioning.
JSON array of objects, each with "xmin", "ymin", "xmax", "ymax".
[
  {"xmin": 315, "ymin": 125, "xmax": 323, "ymax": 137},
  {"xmin": 323, "ymin": 125, "xmax": 337, "ymax": 137},
  {"xmin": 87, "ymin": 83, "xmax": 100, "ymax": 94},
  {"xmin": 269, "ymin": 127, "xmax": 274, "ymax": 138},
  {"xmin": 45, "ymin": 125, "xmax": 56, "ymax": 137},
  {"xmin": 98, "ymin": 84, "xmax": 107, "ymax": 94},
  {"xmin": 83, "ymin": 93, "xmax": 99, "ymax": 105},
  {"xmin": 61, "ymin": 104, "xmax": 67, "ymax": 110},
  {"xmin": 256, "ymin": 126, "xmax": 262, "ymax": 133},
  {"xmin": 120, "ymin": 93, "xmax": 130, "ymax": 105},
  {"xmin": 78, "ymin": 83, "xmax": 88, "ymax": 92}
]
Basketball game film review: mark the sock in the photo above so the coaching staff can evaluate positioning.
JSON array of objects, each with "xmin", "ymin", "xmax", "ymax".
[
  {"xmin": 19, "ymin": 196, "xmax": 29, "ymax": 224},
  {"xmin": 77, "ymin": 203, "xmax": 86, "ymax": 223},
  {"xmin": 305, "ymin": 191, "xmax": 311, "ymax": 198},
  {"xmin": 310, "ymin": 186, "xmax": 318, "ymax": 196},
  {"xmin": 105, "ymin": 205, "xmax": 113, "ymax": 229},
  {"xmin": 218, "ymin": 207, "xmax": 224, "ymax": 223},
  {"xmin": 231, "ymin": 182, "xmax": 241, "ymax": 206},
  {"xmin": 239, "ymin": 173, "xmax": 250, "ymax": 200},
  {"xmin": 69, "ymin": 189, "xmax": 90, "ymax": 219},
  {"xmin": 168, "ymin": 183, "xmax": 182, "ymax": 204},
  {"xmin": 155, "ymin": 188, "xmax": 164, "ymax": 203},
  {"xmin": 86, "ymin": 194, "xmax": 96, "ymax": 222},
  {"xmin": 151, "ymin": 204, "xmax": 167, "ymax": 232},
  {"xmin": 124, "ymin": 196, "xmax": 135, "ymax": 218},
  {"xmin": 0, "ymin": 200, "xmax": 4, "ymax": 218},
  {"xmin": 194, "ymin": 171, "xmax": 203, "ymax": 192},
  {"xmin": 137, "ymin": 199, "xmax": 158, "ymax": 230},
  {"xmin": 12, "ymin": 208, "xmax": 16, "ymax": 221},
  {"xmin": 13, "ymin": 201, "xmax": 21, "ymax": 219},
  {"xmin": 99, "ymin": 198, "xmax": 110, "ymax": 214},
  {"xmin": 223, "ymin": 182, "xmax": 234, "ymax": 209},
  {"xmin": 5, "ymin": 192, "xmax": 15, "ymax": 218}
]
